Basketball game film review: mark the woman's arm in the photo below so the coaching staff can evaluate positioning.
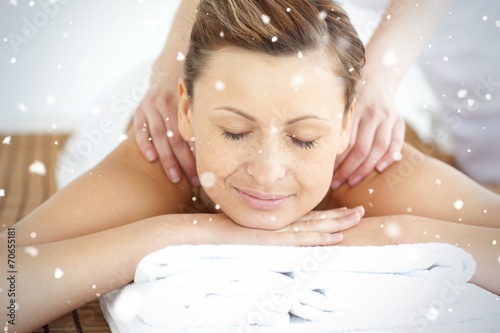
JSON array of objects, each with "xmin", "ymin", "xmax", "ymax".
[
  {"xmin": 1, "ymin": 211, "xmax": 353, "ymax": 332},
  {"xmin": 330, "ymin": 143, "xmax": 500, "ymax": 228},
  {"xmin": 342, "ymin": 215, "xmax": 500, "ymax": 295}
]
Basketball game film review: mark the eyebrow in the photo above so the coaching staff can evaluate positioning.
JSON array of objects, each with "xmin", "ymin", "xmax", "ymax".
[{"xmin": 213, "ymin": 106, "xmax": 329, "ymax": 125}]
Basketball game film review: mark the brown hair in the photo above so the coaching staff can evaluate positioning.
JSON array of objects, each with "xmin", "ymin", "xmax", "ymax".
[{"xmin": 184, "ymin": 0, "xmax": 365, "ymax": 113}]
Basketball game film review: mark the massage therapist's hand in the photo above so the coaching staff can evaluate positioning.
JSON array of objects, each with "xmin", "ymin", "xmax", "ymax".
[
  {"xmin": 331, "ymin": 78, "xmax": 406, "ymax": 190},
  {"xmin": 133, "ymin": 64, "xmax": 199, "ymax": 187}
]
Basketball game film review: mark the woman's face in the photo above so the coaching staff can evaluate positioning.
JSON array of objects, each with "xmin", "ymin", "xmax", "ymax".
[{"xmin": 179, "ymin": 47, "xmax": 351, "ymax": 230}]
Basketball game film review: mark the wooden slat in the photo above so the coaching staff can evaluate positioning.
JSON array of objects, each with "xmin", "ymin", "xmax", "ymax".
[{"xmin": 0, "ymin": 134, "xmax": 111, "ymax": 333}]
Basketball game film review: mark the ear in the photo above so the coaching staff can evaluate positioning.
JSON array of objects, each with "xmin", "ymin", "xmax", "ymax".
[
  {"xmin": 177, "ymin": 78, "xmax": 194, "ymax": 142},
  {"xmin": 337, "ymin": 98, "xmax": 355, "ymax": 155}
]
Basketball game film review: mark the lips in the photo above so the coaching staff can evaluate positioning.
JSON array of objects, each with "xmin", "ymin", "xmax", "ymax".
[{"xmin": 235, "ymin": 188, "xmax": 291, "ymax": 210}]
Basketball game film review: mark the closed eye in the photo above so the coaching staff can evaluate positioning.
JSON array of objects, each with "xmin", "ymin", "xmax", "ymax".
[
  {"xmin": 222, "ymin": 131, "xmax": 250, "ymax": 141},
  {"xmin": 291, "ymin": 136, "xmax": 317, "ymax": 149}
]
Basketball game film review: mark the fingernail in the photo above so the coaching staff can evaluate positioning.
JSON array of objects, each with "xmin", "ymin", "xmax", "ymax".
[
  {"xmin": 190, "ymin": 176, "xmax": 200, "ymax": 187},
  {"xmin": 168, "ymin": 167, "xmax": 181, "ymax": 183},
  {"xmin": 355, "ymin": 205, "xmax": 365, "ymax": 216},
  {"xmin": 329, "ymin": 233, "xmax": 343, "ymax": 243},
  {"xmin": 331, "ymin": 180, "xmax": 342, "ymax": 190},
  {"xmin": 145, "ymin": 149, "xmax": 156, "ymax": 162},
  {"xmin": 376, "ymin": 161, "xmax": 388, "ymax": 173},
  {"xmin": 348, "ymin": 175, "xmax": 363, "ymax": 187}
]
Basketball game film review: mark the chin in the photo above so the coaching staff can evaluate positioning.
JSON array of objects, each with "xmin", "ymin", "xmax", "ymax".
[{"xmin": 227, "ymin": 208, "xmax": 296, "ymax": 231}]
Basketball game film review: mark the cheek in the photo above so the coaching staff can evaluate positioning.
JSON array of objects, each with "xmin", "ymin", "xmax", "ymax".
[{"xmin": 194, "ymin": 128, "xmax": 241, "ymax": 188}]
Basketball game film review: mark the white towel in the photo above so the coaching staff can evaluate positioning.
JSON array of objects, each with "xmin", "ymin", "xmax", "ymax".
[{"xmin": 100, "ymin": 243, "xmax": 500, "ymax": 333}]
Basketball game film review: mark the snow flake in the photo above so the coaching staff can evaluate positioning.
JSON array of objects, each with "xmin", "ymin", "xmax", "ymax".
[
  {"xmin": 176, "ymin": 52, "xmax": 185, "ymax": 61},
  {"xmin": 271, "ymin": 36, "xmax": 278, "ymax": 43},
  {"xmin": 215, "ymin": 80, "xmax": 226, "ymax": 91},
  {"xmin": 9, "ymin": 0, "xmax": 17, "ymax": 7},
  {"xmin": 46, "ymin": 95, "xmax": 56, "ymax": 106},
  {"xmin": 368, "ymin": 188, "xmax": 374, "ymax": 195},
  {"xmin": 200, "ymin": 171, "xmax": 216, "ymax": 188},
  {"xmin": 484, "ymin": 209, "xmax": 488, "ymax": 213},
  {"xmin": 456, "ymin": 89, "xmax": 467, "ymax": 98},
  {"xmin": 29, "ymin": 1, "xmax": 34, "ymax": 6},
  {"xmin": 482, "ymin": 15, "xmax": 488, "ymax": 21},
  {"xmin": 467, "ymin": 149, "xmax": 471, "ymax": 153},
  {"xmin": 496, "ymin": 20, "xmax": 500, "ymax": 28},
  {"xmin": 0, "ymin": 189, "xmax": 5, "ymax": 197},
  {"xmin": 2, "ymin": 136, "xmax": 11, "ymax": 145},
  {"xmin": 62, "ymin": 31, "xmax": 69, "ymax": 38},
  {"xmin": 54, "ymin": 268, "xmax": 64, "ymax": 279},
  {"xmin": 485, "ymin": 94, "xmax": 492, "ymax": 100},
  {"xmin": 385, "ymin": 222, "xmax": 401, "ymax": 238},
  {"xmin": 392, "ymin": 151, "xmax": 402, "ymax": 161},
  {"xmin": 30, "ymin": 232, "xmax": 37, "ymax": 238},
  {"xmin": 382, "ymin": 49, "xmax": 398, "ymax": 67},
  {"xmin": 29, "ymin": 160, "xmax": 46, "ymax": 175},
  {"xmin": 297, "ymin": 51, "xmax": 303, "ymax": 59},
  {"xmin": 435, "ymin": 178, "xmax": 442, "ymax": 186},
  {"xmin": 92, "ymin": 284, "xmax": 97, "ymax": 289},
  {"xmin": 219, "ymin": 31, "xmax": 225, "ymax": 38},
  {"xmin": 2, "ymin": 37, "xmax": 7, "ymax": 42},
  {"xmin": 493, "ymin": 240, "xmax": 497, "ymax": 245},
  {"xmin": 167, "ymin": 130, "xmax": 174, "ymax": 138},
  {"xmin": 286, "ymin": 8, "xmax": 291, "ymax": 12},
  {"xmin": 10, "ymin": 57, "xmax": 16, "ymax": 64},
  {"xmin": 318, "ymin": 11, "xmax": 327, "ymax": 20},
  {"xmin": 269, "ymin": 216, "xmax": 276, "ymax": 222},
  {"xmin": 215, "ymin": 204, "xmax": 221, "ymax": 210},
  {"xmin": 443, "ymin": 56, "xmax": 449, "ymax": 62},
  {"xmin": 118, "ymin": 134, "xmax": 128, "ymax": 142},
  {"xmin": 466, "ymin": 99, "xmax": 475, "ymax": 108},
  {"xmin": 453, "ymin": 199, "xmax": 464, "ymax": 210},
  {"xmin": 24, "ymin": 246, "xmax": 39, "ymax": 257},
  {"xmin": 192, "ymin": 220, "xmax": 198, "ymax": 225},
  {"xmin": 290, "ymin": 73, "xmax": 304, "ymax": 88},
  {"xmin": 406, "ymin": 207, "xmax": 412, "ymax": 213},
  {"xmin": 261, "ymin": 14, "xmax": 270, "ymax": 24},
  {"xmin": 192, "ymin": 196, "xmax": 197, "ymax": 202}
]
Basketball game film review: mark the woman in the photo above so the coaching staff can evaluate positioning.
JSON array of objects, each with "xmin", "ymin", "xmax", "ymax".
[{"xmin": 1, "ymin": 0, "xmax": 499, "ymax": 331}]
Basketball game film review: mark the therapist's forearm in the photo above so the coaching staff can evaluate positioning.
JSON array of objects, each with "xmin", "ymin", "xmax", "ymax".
[
  {"xmin": 363, "ymin": 0, "xmax": 451, "ymax": 88},
  {"xmin": 152, "ymin": 0, "xmax": 199, "ymax": 85}
]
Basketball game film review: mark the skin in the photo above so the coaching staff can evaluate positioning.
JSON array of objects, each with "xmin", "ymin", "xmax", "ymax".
[
  {"xmin": 1, "ymin": 47, "xmax": 499, "ymax": 332},
  {"xmin": 134, "ymin": 0, "xmax": 453, "ymax": 192}
]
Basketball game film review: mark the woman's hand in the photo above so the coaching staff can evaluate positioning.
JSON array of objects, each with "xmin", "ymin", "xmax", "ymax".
[
  {"xmin": 331, "ymin": 81, "xmax": 406, "ymax": 190},
  {"xmin": 133, "ymin": 71, "xmax": 199, "ymax": 187},
  {"xmin": 177, "ymin": 206, "xmax": 365, "ymax": 247}
]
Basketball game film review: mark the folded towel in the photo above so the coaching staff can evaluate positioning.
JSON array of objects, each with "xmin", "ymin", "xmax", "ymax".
[{"xmin": 100, "ymin": 243, "xmax": 500, "ymax": 333}]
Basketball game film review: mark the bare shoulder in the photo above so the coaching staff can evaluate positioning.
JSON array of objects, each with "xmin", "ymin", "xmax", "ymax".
[{"xmin": 13, "ymin": 128, "xmax": 195, "ymax": 245}]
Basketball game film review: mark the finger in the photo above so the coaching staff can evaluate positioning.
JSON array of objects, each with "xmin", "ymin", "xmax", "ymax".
[
  {"xmin": 295, "ymin": 206, "xmax": 351, "ymax": 222},
  {"xmin": 133, "ymin": 107, "xmax": 158, "ymax": 162},
  {"xmin": 161, "ymin": 98, "xmax": 200, "ymax": 186},
  {"xmin": 376, "ymin": 119, "xmax": 406, "ymax": 173},
  {"xmin": 332, "ymin": 118, "xmax": 377, "ymax": 189},
  {"xmin": 145, "ymin": 103, "xmax": 183, "ymax": 184},
  {"xmin": 347, "ymin": 120, "xmax": 393, "ymax": 186},
  {"xmin": 284, "ymin": 210, "xmax": 363, "ymax": 234},
  {"xmin": 168, "ymin": 129, "xmax": 199, "ymax": 186}
]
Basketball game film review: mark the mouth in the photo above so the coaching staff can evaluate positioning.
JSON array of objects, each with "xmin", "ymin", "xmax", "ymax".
[{"xmin": 234, "ymin": 187, "xmax": 291, "ymax": 211}]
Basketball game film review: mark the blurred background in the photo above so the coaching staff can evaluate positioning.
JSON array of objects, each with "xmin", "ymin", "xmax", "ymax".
[{"xmin": 0, "ymin": 0, "xmax": 180, "ymax": 133}]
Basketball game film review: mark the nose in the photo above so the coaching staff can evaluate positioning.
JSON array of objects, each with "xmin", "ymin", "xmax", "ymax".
[{"xmin": 246, "ymin": 140, "xmax": 287, "ymax": 186}]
